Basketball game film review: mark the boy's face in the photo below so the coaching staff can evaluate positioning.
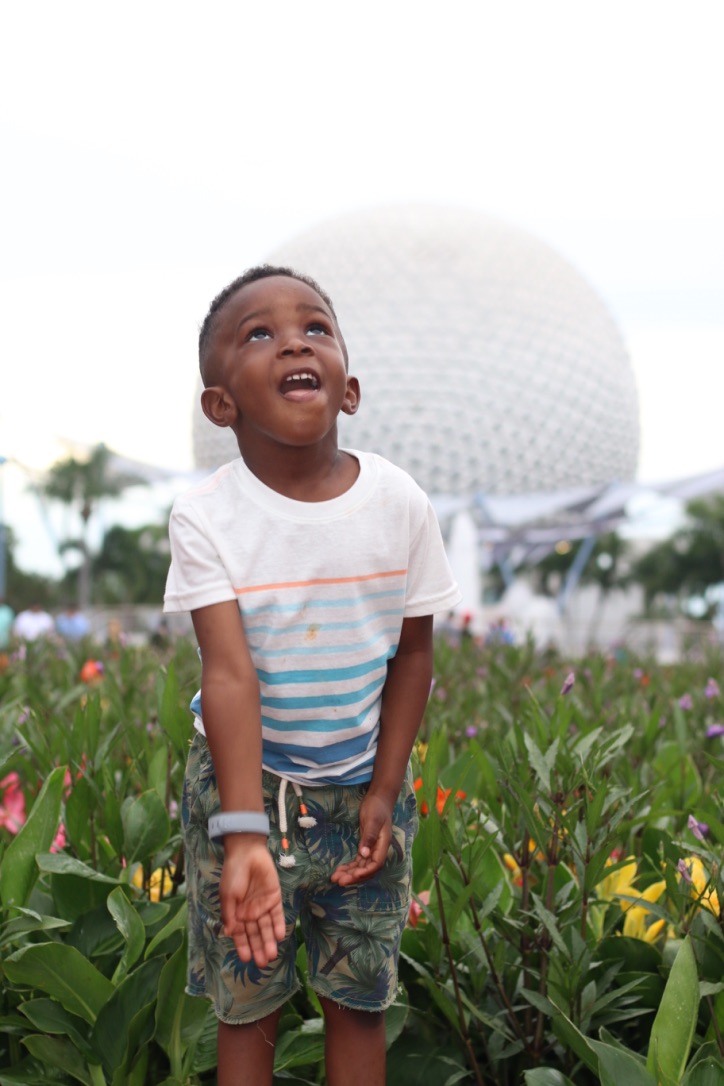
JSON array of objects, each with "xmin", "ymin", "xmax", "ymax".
[{"xmin": 201, "ymin": 276, "xmax": 360, "ymax": 453}]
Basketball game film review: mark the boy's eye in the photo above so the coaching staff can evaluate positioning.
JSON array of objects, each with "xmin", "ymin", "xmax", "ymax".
[
  {"xmin": 306, "ymin": 323, "xmax": 328, "ymax": 337},
  {"xmin": 248, "ymin": 327, "xmax": 271, "ymax": 341}
]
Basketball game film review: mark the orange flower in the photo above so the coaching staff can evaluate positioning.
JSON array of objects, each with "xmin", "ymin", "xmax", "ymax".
[
  {"xmin": 80, "ymin": 659, "xmax": 104, "ymax": 684},
  {"xmin": 414, "ymin": 777, "xmax": 466, "ymax": 816}
]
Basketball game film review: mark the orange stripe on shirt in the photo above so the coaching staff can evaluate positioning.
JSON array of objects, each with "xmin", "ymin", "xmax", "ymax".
[{"xmin": 233, "ymin": 569, "xmax": 408, "ymax": 596}]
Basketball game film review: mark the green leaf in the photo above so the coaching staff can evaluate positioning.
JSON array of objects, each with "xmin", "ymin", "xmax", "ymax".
[
  {"xmin": 19, "ymin": 998, "xmax": 92, "ymax": 1055},
  {"xmin": 22, "ymin": 1035, "xmax": 95, "ymax": 1086},
  {"xmin": 682, "ymin": 1043, "xmax": 724, "ymax": 1086},
  {"xmin": 523, "ymin": 733, "xmax": 558, "ymax": 793},
  {"xmin": 64, "ymin": 774, "xmax": 95, "ymax": 851},
  {"xmin": 384, "ymin": 992, "xmax": 409, "ymax": 1048},
  {"xmin": 154, "ymin": 940, "xmax": 208, "ymax": 1076},
  {"xmin": 144, "ymin": 898, "xmax": 187, "ymax": 957},
  {"xmin": 36, "ymin": 853, "xmax": 120, "ymax": 883},
  {"xmin": 544, "ymin": 999, "xmax": 599, "ymax": 1074},
  {"xmin": 4, "ymin": 943, "xmax": 114, "ymax": 1024},
  {"xmin": 107, "ymin": 887, "xmax": 146, "ymax": 982},
  {"xmin": 591, "ymin": 1040, "xmax": 657, "ymax": 1086},
  {"xmin": 0, "ymin": 766, "xmax": 66, "ymax": 909},
  {"xmin": 531, "ymin": 893, "xmax": 569, "ymax": 958},
  {"xmin": 90, "ymin": 957, "xmax": 164, "ymax": 1077},
  {"xmin": 647, "ymin": 935, "xmax": 699, "ymax": 1082},
  {"xmin": 121, "ymin": 789, "xmax": 171, "ymax": 865},
  {"xmin": 524, "ymin": 1071, "xmax": 577, "ymax": 1086},
  {"xmin": 273, "ymin": 1018, "xmax": 325, "ymax": 1071},
  {"xmin": 147, "ymin": 742, "xmax": 169, "ymax": 801}
]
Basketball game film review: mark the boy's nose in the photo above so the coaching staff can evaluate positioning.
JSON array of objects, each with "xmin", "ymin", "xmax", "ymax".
[{"xmin": 280, "ymin": 334, "xmax": 312, "ymax": 356}]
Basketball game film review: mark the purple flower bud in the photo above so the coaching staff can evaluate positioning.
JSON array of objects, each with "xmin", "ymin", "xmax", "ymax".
[
  {"xmin": 633, "ymin": 668, "xmax": 643, "ymax": 680},
  {"xmin": 678, "ymin": 858, "xmax": 693, "ymax": 883},
  {"xmin": 705, "ymin": 678, "xmax": 720, "ymax": 699},
  {"xmin": 560, "ymin": 672, "xmax": 575, "ymax": 696},
  {"xmin": 687, "ymin": 814, "xmax": 708, "ymax": 842},
  {"xmin": 678, "ymin": 694, "xmax": 693, "ymax": 710},
  {"xmin": 705, "ymin": 724, "xmax": 724, "ymax": 739},
  {"xmin": 465, "ymin": 725, "xmax": 478, "ymax": 738}
]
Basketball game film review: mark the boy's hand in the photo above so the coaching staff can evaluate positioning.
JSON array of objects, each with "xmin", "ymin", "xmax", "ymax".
[
  {"xmin": 330, "ymin": 791, "xmax": 393, "ymax": 886},
  {"xmin": 220, "ymin": 836, "xmax": 286, "ymax": 968}
]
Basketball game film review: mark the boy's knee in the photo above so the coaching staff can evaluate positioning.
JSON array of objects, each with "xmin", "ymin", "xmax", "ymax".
[{"xmin": 319, "ymin": 997, "xmax": 384, "ymax": 1030}]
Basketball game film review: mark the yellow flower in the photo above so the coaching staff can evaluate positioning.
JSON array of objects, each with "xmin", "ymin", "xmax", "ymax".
[
  {"xmin": 503, "ymin": 853, "xmax": 523, "ymax": 886},
  {"xmin": 415, "ymin": 741, "xmax": 429, "ymax": 763},
  {"xmin": 598, "ymin": 857, "xmax": 638, "ymax": 909},
  {"xmin": 621, "ymin": 880, "xmax": 667, "ymax": 943},
  {"xmin": 131, "ymin": 864, "xmax": 175, "ymax": 902},
  {"xmin": 681, "ymin": 856, "xmax": 720, "ymax": 917}
]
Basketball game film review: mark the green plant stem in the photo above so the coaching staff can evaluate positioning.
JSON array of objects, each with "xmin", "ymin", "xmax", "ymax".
[
  {"xmin": 455, "ymin": 854, "xmax": 529, "ymax": 1049},
  {"xmin": 433, "ymin": 866, "xmax": 486, "ymax": 1086},
  {"xmin": 706, "ymin": 994, "xmax": 724, "ymax": 1057},
  {"xmin": 520, "ymin": 831, "xmax": 534, "ymax": 1041},
  {"xmin": 532, "ymin": 815, "xmax": 560, "ymax": 1057},
  {"xmin": 580, "ymin": 838, "xmax": 591, "ymax": 941}
]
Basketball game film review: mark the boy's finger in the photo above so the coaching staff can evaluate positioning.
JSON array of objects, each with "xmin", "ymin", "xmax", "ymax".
[{"xmin": 232, "ymin": 927, "xmax": 253, "ymax": 963}]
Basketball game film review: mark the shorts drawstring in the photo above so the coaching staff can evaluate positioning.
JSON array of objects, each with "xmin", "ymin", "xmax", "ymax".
[{"xmin": 277, "ymin": 777, "xmax": 317, "ymax": 868}]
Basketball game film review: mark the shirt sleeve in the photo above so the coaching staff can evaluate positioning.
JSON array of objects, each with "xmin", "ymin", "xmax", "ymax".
[
  {"xmin": 163, "ymin": 499, "xmax": 238, "ymax": 614},
  {"xmin": 404, "ymin": 496, "xmax": 462, "ymax": 618}
]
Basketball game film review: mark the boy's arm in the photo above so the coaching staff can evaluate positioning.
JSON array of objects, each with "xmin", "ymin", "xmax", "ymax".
[
  {"xmin": 191, "ymin": 601, "xmax": 285, "ymax": 967},
  {"xmin": 331, "ymin": 614, "xmax": 433, "ymax": 885}
]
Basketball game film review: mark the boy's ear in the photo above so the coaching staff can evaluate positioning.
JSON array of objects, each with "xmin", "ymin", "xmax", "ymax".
[
  {"xmin": 200, "ymin": 386, "xmax": 239, "ymax": 428},
  {"xmin": 341, "ymin": 376, "xmax": 361, "ymax": 417}
]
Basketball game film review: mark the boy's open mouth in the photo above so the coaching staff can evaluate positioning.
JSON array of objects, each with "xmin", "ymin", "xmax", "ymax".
[{"xmin": 280, "ymin": 371, "xmax": 321, "ymax": 397}]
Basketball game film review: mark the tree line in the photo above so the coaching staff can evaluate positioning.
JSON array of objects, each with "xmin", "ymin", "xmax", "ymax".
[{"xmin": 3, "ymin": 444, "xmax": 724, "ymax": 622}]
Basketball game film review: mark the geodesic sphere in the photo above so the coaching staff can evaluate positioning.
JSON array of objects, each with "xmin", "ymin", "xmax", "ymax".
[{"xmin": 192, "ymin": 205, "xmax": 639, "ymax": 495}]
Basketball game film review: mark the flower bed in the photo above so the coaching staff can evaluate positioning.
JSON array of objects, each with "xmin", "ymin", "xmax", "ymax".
[{"xmin": 1, "ymin": 635, "xmax": 722, "ymax": 1084}]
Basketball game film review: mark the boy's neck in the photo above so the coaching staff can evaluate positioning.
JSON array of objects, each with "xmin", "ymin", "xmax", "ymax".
[{"xmin": 238, "ymin": 441, "xmax": 360, "ymax": 502}]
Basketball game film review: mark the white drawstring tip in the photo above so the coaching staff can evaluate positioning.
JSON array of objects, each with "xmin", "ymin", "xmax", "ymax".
[
  {"xmin": 278, "ymin": 853, "xmax": 296, "ymax": 868},
  {"xmin": 298, "ymin": 815, "xmax": 317, "ymax": 828}
]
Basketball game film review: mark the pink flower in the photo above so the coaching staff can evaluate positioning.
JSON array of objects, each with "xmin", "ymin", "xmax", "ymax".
[
  {"xmin": 465, "ymin": 725, "xmax": 479, "ymax": 738},
  {"xmin": 688, "ymin": 815, "xmax": 708, "ymax": 842},
  {"xmin": 705, "ymin": 678, "xmax": 720, "ymax": 699},
  {"xmin": 0, "ymin": 772, "xmax": 26, "ymax": 834},
  {"xmin": 561, "ymin": 672, "xmax": 575, "ymax": 696},
  {"xmin": 408, "ymin": 890, "xmax": 431, "ymax": 927},
  {"xmin": 678, "ymin": 858, "xmax": 693, "ymax": 884},
  {"xmin": 706, "ymin": 724, "xmax": 724, "ymax": 739},
  {"xmin": 51, "ymin": 823, "xmax": 66, "ymax": 853},
  {"xmin": 678, "ymin": 694, "xmax": 693, "ymax": 710}
]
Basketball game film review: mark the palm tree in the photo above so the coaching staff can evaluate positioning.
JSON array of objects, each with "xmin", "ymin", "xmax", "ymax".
[{"xmin": 39, "ymin": 444, "xmax": 145, "ymax": 609}]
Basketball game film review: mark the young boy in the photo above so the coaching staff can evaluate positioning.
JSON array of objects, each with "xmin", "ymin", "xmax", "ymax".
[{"xmin": 163, "ymin": 265, "xmax": 460, "ymax": 1085}]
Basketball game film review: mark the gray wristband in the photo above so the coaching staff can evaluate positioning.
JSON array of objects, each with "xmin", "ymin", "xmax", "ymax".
[{"xmin": 208, "ymin": 811, "xmax": 270, "ymax": 840}]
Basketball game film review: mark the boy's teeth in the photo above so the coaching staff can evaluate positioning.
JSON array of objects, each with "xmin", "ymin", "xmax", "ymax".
[{"xmin": 284, "ymin": 372, "xmax": 319, "ymax": 389}]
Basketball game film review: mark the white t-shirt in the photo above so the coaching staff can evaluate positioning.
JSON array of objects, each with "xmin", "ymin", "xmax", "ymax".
[
  {"xmin": 164, "ymin": 451, "xmax": 460, "ymax": 785},
  {"xmin": 12, "ymin": 609, "xmax": 55, "ymax": 641}
]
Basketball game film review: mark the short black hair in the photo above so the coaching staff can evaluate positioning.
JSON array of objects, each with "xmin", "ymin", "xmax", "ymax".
[{"xmin": 198, "ymin": 264, "xmax": 346, "ymax": 385}]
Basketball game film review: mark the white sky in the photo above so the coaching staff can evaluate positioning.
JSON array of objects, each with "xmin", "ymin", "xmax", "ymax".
[{"xmin": 1, "ymin": 1, "xmax": 723, "ymax": 574}]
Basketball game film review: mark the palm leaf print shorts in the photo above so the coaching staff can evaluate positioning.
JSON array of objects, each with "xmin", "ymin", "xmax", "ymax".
[{"xmin": 182, "ymin": 733, "xmax": 418, "ymax": 1024}]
